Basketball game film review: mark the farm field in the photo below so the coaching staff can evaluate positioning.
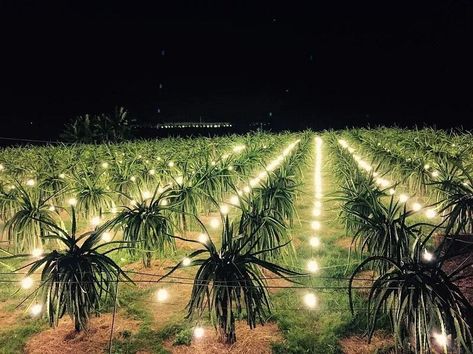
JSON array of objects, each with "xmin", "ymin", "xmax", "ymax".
[{"xmin": 0, "ymin": 128, "xmax": 472, "ymax": 353}]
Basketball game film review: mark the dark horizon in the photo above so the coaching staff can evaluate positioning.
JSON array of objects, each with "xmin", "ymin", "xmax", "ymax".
[{"xmin": 1, "ymin": 0, "xmax": 472, "ymax": 141}]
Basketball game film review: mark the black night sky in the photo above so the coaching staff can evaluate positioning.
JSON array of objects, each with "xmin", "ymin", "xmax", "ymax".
[{"xmin": 1, "ymin": 0, "xmax": 472, "ymax": 140}]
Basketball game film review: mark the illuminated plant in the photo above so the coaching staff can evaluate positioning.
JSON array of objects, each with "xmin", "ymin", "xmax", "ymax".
[
  {"xmin": 104, "ymin": 186, "xmax": 177, "ymax": 267},
  {"xmin": 4, "ymin": 182, "xmax": 60, "ymax": 252},
  {"xmin": 160, "ymin": 217, "xmax": 300, "ymax": 344},
  {"xmin": 349, "ymin": 238, "xmax": 473, "ymax": 353},
  {"xmin": 16, "ymin": 208, "xmax": 131, "ymax": 332}
]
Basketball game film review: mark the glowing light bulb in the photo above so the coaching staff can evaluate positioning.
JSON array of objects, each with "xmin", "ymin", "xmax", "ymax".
[
  {"xmin": 182, "ymin": 257, "xmax": 191, "ymax": 266},
  {"xmin": 309, "ymin": 236, "xmax": 321, "ymax": 248},
  {"xmin": 59, "ymin": 173, "xmax": 65, "ymax": 179},
  {"xmin": 193, "ymin": 326, "xmax": 205, "ymax": 339},
  {"xmin": 431, "ymin": 170, "xmax": 439, "ymax": 178},
  {"xmin": 48, "ymin": 205, "xmax": 56, "ymax": 212},
  {"xmin": 21, "ymin": 276, "xmax": 34, "ymax": 289},
  {"xmin": 243, "ymin": 186, "xmax": 251, "ymax": 194},
  {"xmin": 198, "ymin": 233, "xmax": 208, "ymax": 243},
  {"xmin": 424, "ymin": 164, "xmax": 430, "ymax": 170},
  {"xmin": 110, "ymin": 206, "xmax": 118, "ymax": 214},
  {"xmin": 311, "ymin": 221, "xmax": 321, "ymax": 230},
  {"xmin": 168, "ymin": 161, "xmax": 175, "ymax": 168},
  {"xmin": 425, "ymin": 209, "xmax": 437, "ymax": 219},
  {"xmin": 156, "ymin": 288, "xmax": 169, "ymax": 302},
  {"xmin": 228, "ymin": 165, "xmax": 234, "ymax": 171},
  {"xmin": 303, "ymin": 293, "xmax": 317, "ymax": 309},
  {"xmin": 0, "ymin": 163, "xmax": 4, "ymax": 171},
  {"xmin": 90, "ymin": 216, "xmax": 101, "ymax": 226},
  {"xmin": 130, "ymin": 176, "xmax": 136, "ymax": 182},
  {"xmin": 412, "ymin": 202, "xmax": 422, "ymax": 212},
  {"xmin": 30, "ymin": 304, "xmax": 42, "ymax": 317},
  {"xmin": 307, "ymin": 260, "xmax": 319, "ymax": 273},
  {"xmin": 422, "ymin": 250, "xmax": 434, "ymax": 262},
  {"xmin": 142, "ymin": 191, "xmax": 152, "ymax": 200},
  {"xmin": 101, "ymin": 162, "xmax": 109, "ymax": 169},
  {"xmin": 160, "ymin": 199, "xmax": 168, "ymax": 206},
  {"xmin": 230, "ymin": 195, "xmax": 239, "ymax": 205},
  {"xmin": 233, "ymin": 145, "xmax": 245, "ymax": 153},
  {"xmin": 312, "ymin": 208, "xmax": 321, "ymax": 217},
  {"xmin": 26, "ymin": 179, "xmax": 36, "ymax": 186},
  {"xmin": 148, "ymin": 169, "xmax": 156, "ymax": 175},
  {"xmin": 314, "ymin": 201, "xmax": 322, "ymax": 208},
  {"xmin": 175, "ymin": 176, "xmax": 183, "ymax": 185},
  {"xmin": 210, "ymin": 218, "xmax": 220, "ymax": 229},
  {"xmin": 433, "ymin": 332, "xmax": 448, "ymax": 347},
  {"xmin": 220, "ymin": 204, "xmax": 230, "ymax": 214},
  {"xmin": 388, "ymin": 188, "xmax": 396, "ymax": 195},
  {"xmin": 32, "ymin": 248, "xmax": 43, "ymax": 258},
  {"xmin": 102, "ymin": 232, "xmax": 112, "ymax": 242},
  {"xmin": 399, "ymin": 194, "xmax": 409, "ymax": 203}
]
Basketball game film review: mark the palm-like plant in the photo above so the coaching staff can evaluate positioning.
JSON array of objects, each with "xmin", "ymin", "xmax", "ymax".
[
  {"xmin": 15, "ymin": 208, "xmax": 131, "ymax": 332},
  {"xmin": 433, "ymin": 159, "xmax": 473, "ymax": 235},
  {"xmin": 160, "ymin": 217, "xmax": 300, "ymax": 344},
  {"xmin": 349, "ymin": 238, "xmax": 473, "ymax": 353},
  {"xmin": 103, "ymin": 186, "xmax": 177, "ymax": 267},
  {"xmin": 238, "ymin": 193, "xmax": 292, "ymax": 260},
  {"xmin": 4, "ymin": 182, "xmax": 59, "ymax": 252}
]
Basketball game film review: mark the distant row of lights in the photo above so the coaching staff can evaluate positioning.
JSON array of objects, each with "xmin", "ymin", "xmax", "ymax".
[
  {"xmin": 338, "ymin": 138, "xmax": 437, "ymax": 262},
  {"xmin": 303, "ymin": 136, "xmax": 324, "ymax": 309},
  {"xmin": 157, "ymin": 122, "xmax": 232, "ymax": 129}
]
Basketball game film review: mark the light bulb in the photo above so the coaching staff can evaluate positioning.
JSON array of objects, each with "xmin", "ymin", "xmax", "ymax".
[
  {"xmin": 311, "ymin": 221, "xmax": 321, "ymax": 230},
  {"xmin": 230, "ymin": 195, "xmax": 239, "ymax": 205},
  {"xmin": 156, "ymin": 288, "xmax": 169, "ymax": 302},
  {"xmin": 59, "ymin": 173, "xmax": 66, "ymax": 179},
  {"xmin": 182, "ymin": 257, "xmax": 191, "ymax": 266},
  {"xmin": 412, "ymin": 202, "xmax": 422, "ymax": 211},
  {"xmin": 388, "ymin": 188, "xmax": 396, "ymax": 195},
  {"xmin": 101, "ymin": 162, "xmax": 109, "ymax": 169},
  {"xmin": 148, "ymin": 169, "xmax": 156, "ymax": 175},
  {"xmin": 32, "ymin": 248, "xmax": 43, "ymax": 258},
  {"xmin": 243, "ymin": 186, "xmax": 251, "ymax": 193},
  {"xmin": 130, "ymin": 176, "xmax": 136, "ymax": 182},
  {"xmin": 48, "ymin": 205, "xmax": 56, "ymax": 212},
  {"xmin": 175, "ymin": 176, "xmax": 183, "ymax": 185},
  {"xmin": 220, "ymin": 204, "xmax": 230, "ymax": 214},
  {"xmin": 422, "ymin": 250, "xmax": 434, "ymax": 262},
  {"xmin": 26, "ymin": 179, "xmax": 36, "ymax": 186},
  {"xmin": 309, "ymin": 236, "xmax": 321, "ymax": 248},
  {"xmin": 193, "ymin": 326, "xmax": 205, "ymax": 339},
  {"xmin": 30, "ymin": 304, "xmax": 42, "ymax": 317},
  {"xmin": 168, "ymin": 161, "xmax": 175, "ymax": 167},
  {"xmin": 303, "ymin": 293, "xmax": 317, "ymax": 309},
  {"xmin": 21, "ymin": 276, "xmax": 34, "ymax": 289},
  {"xmin": 102, "ymin": 232, "xmax": 112, "ymax": 242},
  {"xmin": 67, "ymin": 198, "xmax": 77, "ymax": 206},
  {"xmin": 90, "ymin": 216, "xmax": 101, "ymax": 226},
  {"xmin": 425, "ymin": 209, "xmax": 437, "ymax": 219},
  {"xmin": 312, "ymin": 208, "xmax": 321, "ymax": 217},
  {"xmin": 142, "ymin": 191, "xmax": 152, "ymax": 200},
  {"xmin": 431, "ymin": 170, "xmax": 439, "ymax": 178},
  {"xmin": 399, "ymin": 194, "xmax": 409, "ymax": 203},
  {"xmin": 433, "ymin": 332, "xmax": 448, "ymax": 347},
  {"xmin": 307, "ymin": 260, "xmax": 319, "ymax": 273},
  {"xmin": 210, "ymin": 218, "xmax": 220, "ymax": 229},
  {"xmin": 198, "ymin": 233, "xmax": 208, "ymax": 243}
]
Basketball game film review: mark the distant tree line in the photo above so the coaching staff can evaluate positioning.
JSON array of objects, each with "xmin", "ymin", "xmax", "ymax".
[{"xmin": 61, "ymin": 106, "xmax": 135, "ymax": 143}]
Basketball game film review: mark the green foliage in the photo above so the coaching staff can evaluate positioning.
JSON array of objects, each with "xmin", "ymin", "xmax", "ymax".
[
  {"xmin": 104, "ymin": 186, "xmax": 178, "ymax": 267},
  {"xmin": 61, "ymin": 106, "xmax": 134, "ymax": 143},
  {"xmin": 349, "ymin": 238, "xmax": 473, "ymax": 353},
  {"xmin": 17, "ymin": 208, "xmax": 132, "ymax": 331},
  {"xmin": 160, "ymin": 217, "xmax": 300, "ymax": 344}
]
